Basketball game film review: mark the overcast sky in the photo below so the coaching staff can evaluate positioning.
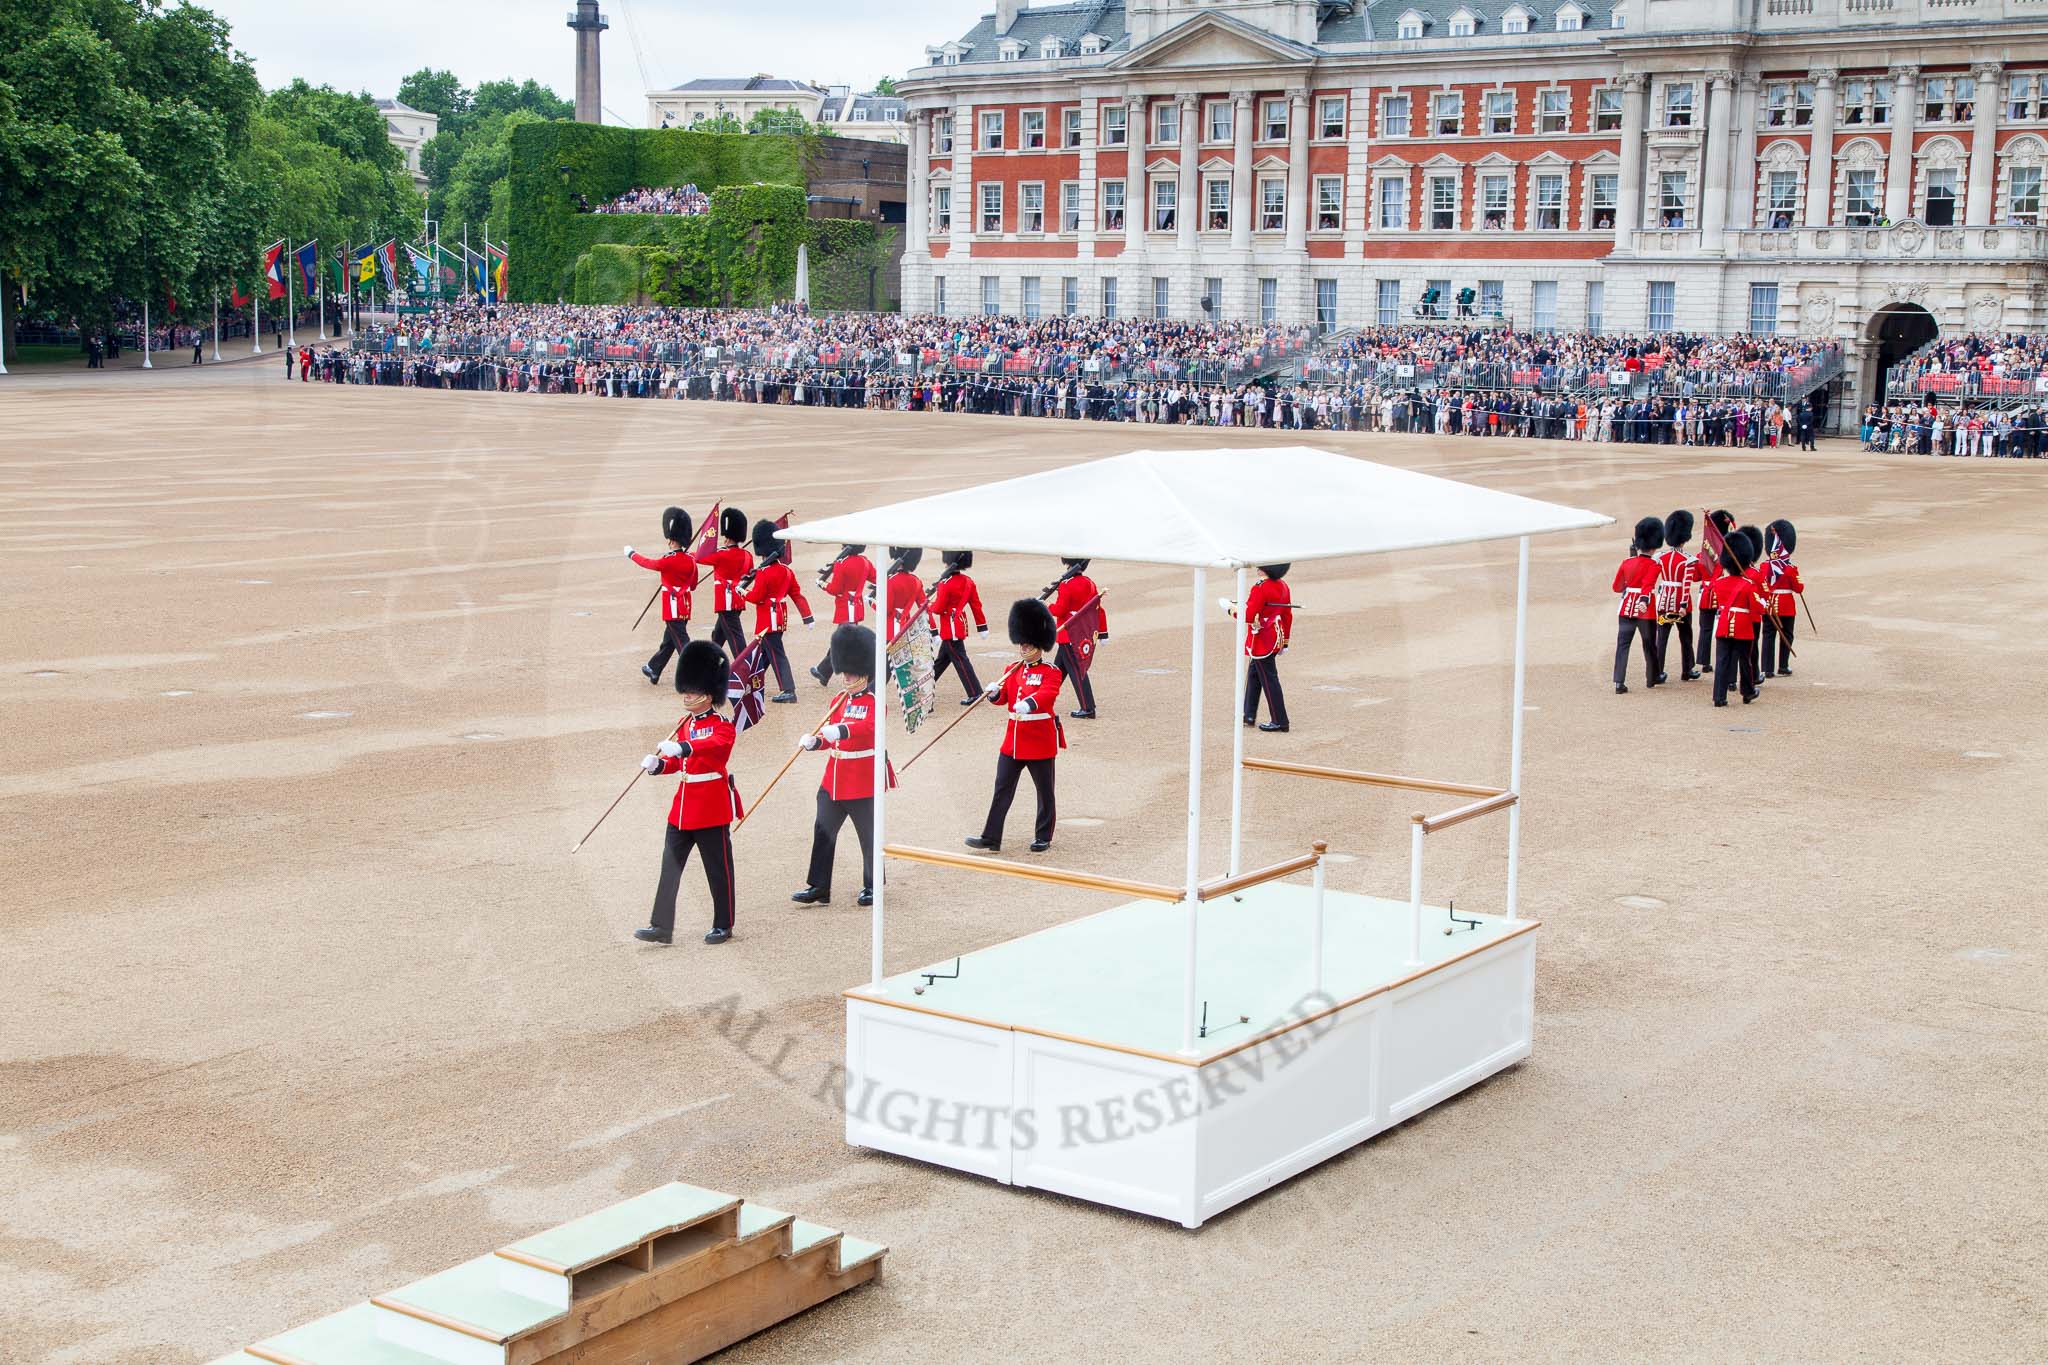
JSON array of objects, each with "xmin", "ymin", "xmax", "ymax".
[{"xmin": 204, "ymin": 0, "xmax": 978, "ymax": 123}]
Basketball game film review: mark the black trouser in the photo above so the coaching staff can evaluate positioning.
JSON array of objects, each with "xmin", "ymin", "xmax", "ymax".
[
  {"xmin": 646, "ymin": 618, "xmax": 690, "ymax": 689},
  {"xmin": 1713, "ymin": 635, "xmax": 1757, "ymax": 705},
  {"xmin": 981, "ymin": 753, "xmax": 1056, "ymax": 847},
  {"xmin": 710, "ymin": 609, "xmax": 746, "ymax": 658},
  {"xmin": 933, "ymin": 638, "xmax": 982, "ymax": 697},
  {"xmin": 1244, "ymin": 653, "xmax": 1289, "ymax": 727},
  {"xmin": 1761, "ymin": 613, "xmax": 1794, "ymax": 675},
  {"xmin": 806, "ymin": 790, "xmax": 874, "ymax": 895},
  {"xmin": 1613, "ymin": 617, "xmax": 1657, "ymax": 686},
  {"xmin": 758, "ymin": 628, "xmax": 794, "ymax": 691},
  {"xmin": 651, "ymin": 822, "xmax": 735, "ymax": 934},
  {"xmin": 1054, "ymin": 642, "xmax": 1095, "ymax": 714},
  {"xmin": 1656, "ymin": 615, "xmax": 1695, "ymax": 678}
]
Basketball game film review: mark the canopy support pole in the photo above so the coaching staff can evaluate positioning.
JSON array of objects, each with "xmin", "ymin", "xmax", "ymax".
[
  {"xmin": 1181, "ymin": 567, "xmax": 1207, "ymax": 1055},
  {"xmin": 1504, "ymin": 535, "xmax": 1529, "ymax": 921},
  {"xmin": 1407, "ymin": 818, "xmax": 1426, "ymax": 967},
  {"xmin": 1228, "ymin": 566, "xmax": 1248, "ymax": 876},
  {"xmin": 870, "ymin": 612, "xmax": 888, "ymax": 986}
]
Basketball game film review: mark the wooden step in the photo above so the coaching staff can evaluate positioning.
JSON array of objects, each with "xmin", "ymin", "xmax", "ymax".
[{"xmin": 242, "ymin": 1303, "xmax": 458, "ymax": 1365}]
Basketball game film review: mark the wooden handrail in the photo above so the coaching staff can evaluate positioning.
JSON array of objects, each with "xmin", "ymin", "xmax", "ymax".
[
  {"xmin": 1241, "ymin": 756, "xmax": 1504, "ymax": 799},
  {"xmin": 1198, "ymin": 842, "xmax": 1327, "ymax": 901},
  {"xmin": 883, "ymin": 843, "xmax": 1183, "ymax": 902},
  {"xmin": 1417, "ymin": 791, "xmax": 1518, "ymax": 834}
]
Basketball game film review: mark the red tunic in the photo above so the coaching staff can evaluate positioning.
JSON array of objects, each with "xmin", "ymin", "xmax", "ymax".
[
  {"xmin": 990, "ymin": 660, "xmax": 1066, "ymax": 760},
  {"xmin": 930, "ymin": 572, "xmax": 987, "ymax": 641},
  {"xmin": 1612, "ymin": 554, "xmax": 1659, "ymax": 620},
  {"xmin": 703, "ymin": 545, "xmax": 754, "ymax": 613},
  {"xmin": 1051, "ymin": 574, "xmax": 1108, "ymax": 643},
  {"xmin": 1707, "ymin": 574, "xmax": 1762, "ymax": 639},
  {"xmin": 821, "ymin": 554, "xmax": 875, "ymax": 624},
  {"xmin": 1652, "ymin": 547, "xmax": 1699, "ymax": 619},
  {"xmin": 887, "ymin": 571, "xmax": 929, "ymax": 640},
  {"xmin": 818, "ymin": 687, "xmax": 881, "ymax": 800},
  {"xmin": 1244, "ymin": 579, "xmax": 1293, "ymax": 658},
  {"xmin": 1766, "ymin": 561, "xmax": 1804, "ymax": 618},
  {"xmin": 659, "ymin": 709, "xmax": 739, "ymax": 829},
  {"xmin": 628, "ymin": 549, "xmax": 696, "ymax": 622},
  {"xmin": 743, "ymin": 561, "xmax": 814, "ymax": 635}
]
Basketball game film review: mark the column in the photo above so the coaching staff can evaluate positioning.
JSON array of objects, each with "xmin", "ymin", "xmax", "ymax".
[
  {"xmin": 1124, "ymin": 94, "xmax": 1146, "ymax": 257},
  {"xmin": 1884, "ymin": 66, "xmax": 1919, "ymax": 223},
  {"xmin": 1176, "ymin": 91, "xmax": 1199, "ymax": 253},
  {"xmin": 1077, "ymin": 97, "xmax": 1099, "ymax": 260},
  {"xmin": 1285, "ymin": 89, "xmax": 1311, "ymax": 251},
  {"xmin": 1730, "ymin": 75, "xmax": 1760, "ymax": 230},
  {"xmin": 907, "ymin": 113, "xmax": 930, "ymax": 252},
  {"xmin": 1803, "ymin": 66, "xmax": 1838, "ymax": 228},
  {"xmin": 950, "ymin": 98, "xmax": 973, "ymax": 258},
  {"xmin": 1966, "ymin": 61, "xmax": 2002, "ymax": 226},
  {"xmin": 1614, "ymin": 73, "xmax": 1648, "ymax": 248},
  {"xmin": 1230, "ymin": 91, "xmax": 1254, "ymax": 250},
  {"xmin": 1701, "ymin": 70, "xmax": 1734, "ymax": 249}
]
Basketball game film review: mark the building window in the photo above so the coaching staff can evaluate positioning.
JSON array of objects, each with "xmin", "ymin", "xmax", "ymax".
[
  {"xmin": 1315, "ymin": 176, "xmax": 1342, "ymax": 230},
  {"xmin": 1590, "ymin": 172, "xmax": 1617, "ymax": 229},
  {"xmin": 1063, "ymin": 108, "xmax": 1083, "ymax": 148},
  {"xmin": 2009, "ymin": 73, "xmax": 2039, "ymax": 121},
  {"xmin": 1021, "ymin": 277, "xmax": 1042, "ymax": 319},
  {"xmin": 1202, "ymin": 276, "xmax": 1223, "ymax": 315},
  {"xmin": 1102, "ymin": 105, "xmax": 1127, "ymax": 145},
  {"xmin": 1539, "ymin": 89, "xmax": 1569, "ymax": 134},
  {"xmin": 1154, "ymin": 101, "xmax": 1180, "ymax": 145},
  {"xmin": 1926, "ymin": 168, "xmax": 1958, "ymax": 227},
  {"xmin": 998, "ymin": 40, "xmax": 1023, "ymax": 62},
  {"xmin": 1924, "ymin": 76, "xmax": 1974, "ymax": 123},
  {"xmin": 980, "ymin": 111, "xmax": 1004, "ymax": 150},
  {"xmin": 1153, "ymin": 275, "xmax": 1171, "ymax": 319},
  {"xmin": 1101, "ymin": 179, "xmax": 1127, "ymax": 231},
  {"xmin": 1647, "ymin": 279, "xmax": 1675, "ymax": 331},
  {"xmin": 1061, "ymin": 182, "xmax": 1081, "ymax": 233},
  {"xmin": 2010, "ymin": 165, "xmax": 2043, "ymax": 226},
  {"xmin": 1764, "ymin": 83, "xmax": 1792, "ymax": 128},
  {"xmin": 1425, "ymin": 277, "xmax": 1451, "ymax": 317},
  {"xmin": 1397, "ymin": 13, "xmax": 1424, "ymax": 38},
  {"xmin": 1586, "ymin": 280, "xmax": 1604, "ymax": 332},
  {"xmin": 1432, "ymin": 91, "xmax": 1462, "ymax": 136},
  {"xmin": 1662, "ymin": 83, "xmax": 1695, "ymax": 128},
  {"xmin": 1022, "ymin": 110, "xmax": 1046, "ymax": 149},
  {"xmin": 1206, "ymin": 100, "xmax": 1233, "ymax": 144},
  {"xmin": 1555, "ymin": 5, "xmax": 1583, "ymax": 30},
  {"xmin": 1040, "ymin": 36, "xmax": 1061, "ymax": 59},
  {"xmin": 1535, "ymin": 173, "xmax": 1564, "ymax": 229},
  {"xmin": 937, "ymin": 116, "xmax": 954, "ymax": 153},
  {"xmin": 980, "ymin": 276, "xmax": 1000, "ymax": 315},
  {"xmin": 1844, "ymin": 169, "xmax": 1878, "ymax": 226},
  {"xmin": 1102, "ymin": 276, "xmax": 1119, "ymax": 319},
  {"xmin": 1080, "ymin": 32, "xmax": 1106, "ymax": 55},
  {"xmin": 1062, "ymin": 276, "xmax": 1079, "ymax": 315},
  {"xmin": 1594, "ymin": 88, "xmax": 1623, "ymax": 131},
  {"xmin": 1315, "ymin": 278, "xmax": 1338, "ymax": 332},
  {"xmin": 1262, "ymin": 99, "xmax": 1289, "ymax": 141},
  {"xmin": 980, "ymin": 182, "xmax": 1003, "ymax": 233},
  {"xmin": 1481, "ymin": 174, "xmax": 1510, "ymax": 229},
  {"xmin": 1378, "ymin": 176, "xmax": 1408, "ymax": 229},
  {"xmin": 1503, "ymin": 7, "xmax": 1530, "ymax": 33},
  {"xmin": 1382, "ymin": 93, "xmax": 1412, "ymax": 137},
  {"xmin": 1019, "ymin": 182, "xmax": 1045, "ymax": 233},
  {"xmin": 1151, "ymin": 178, "xmax": 1177, "ymax": 232},
  {"xmin": 1319, "ymin": 96, "xmax": 1346, "ymax": 139},
  {"xmin": 853, "ymin": 109, "xmax": 868, "ymax": 122},
  {"xmin": 934, "ymin": 275, "xmax": 947, "ymax": 314},
  {"xmin": 1260, "ymin": 277, "xmax": 1279, "ymax": 323},
  {"xmin": 1610, "ymin": 5, "xmax": 1625, "ymax": 27},
  {"xmin": 1765, "ymin": 171, "xmax": 1799, "ymax": 228},
  {"xmin": 1428, "ymin": 174, "xmax": 1458, "ymax": 230},
  {"xmin": 1531, "ymin": 278, "xmax": 1558, "ymax": 329},
  {"xmin": 1485, "ymin": 90, "xmax": 1515, "ymax": 135},
  {"xmin": 933, "ymin": 185, "xmax": 952, "ymax": 233},
  {"xmin": 1259, "ymin": 177, "xmax": 1286, "ymax": 231},
  {"xmin": 1748, "ymin": 282, "xmax": 1779, "ymax": 334},
  {"xmin": 1449, "ymin": 11, "xmax": 1475, "ymax": 36},
  {"xmin": 1658, "ymin": 171, "xmax": 1689, "ymax": 228},
  {"xmin": 1377, "ymin": 278, "xmax": 1402, "ymax": 325},
  {"xmin": 1478, "ymin": 280, "xmax": 1504, "ymax": 317},
  {"xmin": 1205, "ymin": 176, "xmax": 1232, "ymax": 232}
]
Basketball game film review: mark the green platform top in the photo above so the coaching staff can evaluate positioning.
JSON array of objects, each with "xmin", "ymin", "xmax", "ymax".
[
  {"xmin": 837, "ymin": 1235, "xmax": 888, "ymax": 1273},
  {"xmin": 786, "ymin": 1219, "xmax": 839, "ymax": 1256},
  {"xmin": 502, "ymin": 1181, "xmax": 740, "ymax": 1273},
  {"xmin": 378, "ymin": 1253, "xmax": 562, "ymax": 1342},
  {"xmin": 737, "ymin": 1203, "xmax": 794, "ymax": 1241},
  {"xmin": 247, "ymin": 1303, "xmax": 453, "ymax": 1365},
  {"xmin": 852, "ymin": 884, "xmax": 1532, "ymax": 1063}
]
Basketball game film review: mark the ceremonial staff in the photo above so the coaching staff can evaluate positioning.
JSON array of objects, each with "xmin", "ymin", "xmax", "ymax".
[
  {"xmin": 733, "ymin": 707, "xmax": 837, "ymax": 832},
  {"xmin": 570, "ymin": 717, "xmax": 687, "ymax": 853},
  {"xmin": 732, "ymin": 509, "xmax": 795, "ymax": 594},
  {"xmin": 631, "ymin": 500, "xmax": 716, "ymax": 632},
  {"xmin": 1701, "ymin": 511, "xmax": 1795, "ymax": 659},
  {"xmin": 898, "ymin": 588, "xmax": 1105, "ymax": 774}
]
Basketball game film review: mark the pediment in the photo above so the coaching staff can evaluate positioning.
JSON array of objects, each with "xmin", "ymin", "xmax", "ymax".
[
  {"xmin": 1146, "ymin": 157, "xmax": 1180, "ymax": 174},
  {"xmin": 1252, "ymin": 154, "xmax": 1290, "ymax": 172},
  {"xmin": 1199, "ymin": 155, "xmax": 1235, "ymax": 172},
  {"xmin": 1107, "ymin": 12, "xmax": 1316, "ymax": 72}
]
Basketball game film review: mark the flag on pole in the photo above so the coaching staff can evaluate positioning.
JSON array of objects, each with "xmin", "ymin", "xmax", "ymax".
[
  {"xmin": 689, "ymin": 503, "xmax": 722, "ymax": 562},
  {"xmin": 726, "ymin": 639, "xmax": 771, "ymax": 735},
  {"xmin": 353, "ymin": 241, "xmax": 378, "ymax": 286},
  {"xmin": 230, "ymin": 283, "xmax": 248, "ymax": 308},
  {"xmin": 467, "ymin": 247, "xmax": 489, "ymax": 298},
  {"xmin": 378, "ymin": 240, "xmax": 400, "ymax": 291},
  {"xmin": 488, "ymin": 242, "xmax": 508, "ymax": 302},
  {"xmin": 433, "ymin": 241, "xmax": 464, "ymax": 290},
  {"xmin": 262, "ymin": 240, "xmax": 287, "ymax": 300},
  {"xmin": 1061, "ymin": 597, "xmax": 1104, "ymax": 680},
  {"xmin": 293, "ymin": 241, "xmax": 319, "ymax": 297},
  {"xmin": 887, "ymin": 626, "xmax": 937, "ymax": 733},
  {"xmin": 404, "ymin": 243, "xmax": 433, "ymax": 290}
]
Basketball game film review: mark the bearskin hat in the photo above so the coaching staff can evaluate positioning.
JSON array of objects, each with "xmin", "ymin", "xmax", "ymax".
[
  {"xmin": 1259, "ymin": 563, "xmax": 1290, "ymax": 579},
  {"xmin": 1733, "ymin": 527, "xmax": 1762, "ymax": 569},
  {"xmin": 1008, "ymin": 598, "xmax": 1057, "ymax": 652},
  {"xmin": 662, "ymin": 506, "xmax": 692, "ymax": 545},
  {"xmin": 675, "ymin": 640, "xmax": 728, "ymax": 700},
  {"xmin": 751, "ymin": 518, "xmax": 783, "ymax": 561},
  {"xmin": 1707, "ymin": 509, "xmax": 1736, "ymax": 539},
  {"xmin": 1767, "ymin": 517, "xmax": 1797, "ymax": 556},
  {"xmin": 1061, "ymin": 557, "xmax": 1091, "ymax": 571},
  {"xmin": 830, "ymin": 623, "xmax": 876, "ymax": 678},
  {"xmin": 840, "ymin": 543, "xmax": 867, "ymax": 556},
  {"xmin": 720, "ymin": 506, "xmax": 748, "ymax": 543},
  {"xmin": 942, "ymin": 549, "xmax": 974, "ymax": 571},
  {"xmin": 1632, "ymin": 516, "xmax": 1666, "ymax": 554},
  {"xmin": 1717, "ymin": 542, "xmax": 1744, "ymax": 576},
  {"xmin": 1664, "ymin": 509, "xmax": 1695, "ymax": 548},
  {"xmin": 889, "ymin": 546, "xmax": 923, "ymax": 573}
]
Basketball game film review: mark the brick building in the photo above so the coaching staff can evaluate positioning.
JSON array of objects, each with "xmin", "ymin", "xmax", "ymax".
[{"xmin": 897, "ymin": 0, "xmax": 2048, "ymax": 401}]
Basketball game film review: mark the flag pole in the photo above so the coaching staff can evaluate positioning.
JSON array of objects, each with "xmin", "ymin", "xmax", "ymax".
[
  {"xmin": 142, "ymin": 296, "xmax": 153, "ymax": 369},
  {"xmin": 252, "ymin": 269, "xmax": 262, "ymax": 354},
  {"xmin": 1, "ymin": 279, "xmax": 10, "ymax": 376},
  {"xmin": 286, "ymin": 244, "xmax": 296, "ymax": 348},
  {"xmin": 317, "ymin": 247, "xmax": 325, "ymax": 341},
  {"xmin": 212, "ymin": 289, "xmax": 221, "ymax": 362}
]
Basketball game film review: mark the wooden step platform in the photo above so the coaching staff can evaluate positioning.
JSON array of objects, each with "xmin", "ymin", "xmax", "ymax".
[{"xmin": 211, "ymin": 1183, "xmax": 886, "ymax": 1365}]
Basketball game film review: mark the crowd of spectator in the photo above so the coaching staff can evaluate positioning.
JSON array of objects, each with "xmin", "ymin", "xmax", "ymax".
[
  {"xmin": 589, "ymin": 184, "xmax": 712, "ymax": 216},
  {"xmin": 1861, "ymin": 402, "xmax": 2048, "ymax": 456},
  {"xmin": 1885, "ymin": 331, "xmax": 2048, "ymax": 401}
]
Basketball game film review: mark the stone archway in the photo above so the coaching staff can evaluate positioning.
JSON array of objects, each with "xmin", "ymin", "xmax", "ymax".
[{"xmin": 1864, "ymin": 303, "xmax": 1938, "ymax": 409}]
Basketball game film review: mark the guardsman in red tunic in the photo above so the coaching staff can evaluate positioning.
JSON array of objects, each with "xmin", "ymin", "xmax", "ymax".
[
  {"xmin": 930, "ymin": 550, "xmax": 988, "ymax": 704},
  {"xmin": 702, "ymin": 506, "xmax": 753, "ymax": 657},
  {"xmin": 636, "ymin": 641, "xmax": 742, "ymax": 944},
  {"xmin": 1738, "ymin": 524, "xmax": 1770, "ymax": 687},
  {"xmin": 809, "ymin": 544, "xmax": 875, "ymax": 686},
  {"xmin": 741, "ymin": 518, "xmax": 815, "ymax": 703},
  {"xmin": 1652, "ymin": 509, "xmax": 1703, "ymax": 684},
  {"xmin": 1236, "ymin": 563, "xmax": 1294, "ymax": 731},
  {"xmin": 627, "ymin": 506, "xmax": 697, "ymax": 691},
  {"xmin": 1048, "ymin": 558, "xmax": 1108, "ymax": 720},
  {"xmin": 1695, "ymin": 509, "xmax": 1736, "ymax": 644},
  {"xmin": 791, "ymin": 625, "xmax": 886, "ymax": 908},
  {"xmin": 885, "ymin": 546, "xmax": 930, "ymax": 639},
  {"xmin": 1760, "ymin": 517, "xmax": 1804, "ymax": 679},
  {"xmin": 966, "ymin": 599, "xmax": 1066, "ymax": 854},
  {"xmin": 1612, "ymin": 516, "xmax": 1663, "ymax": 694},
  {"xmin": 1708, "ymin": 532, "xmax": 1763, "ymax": 707}
]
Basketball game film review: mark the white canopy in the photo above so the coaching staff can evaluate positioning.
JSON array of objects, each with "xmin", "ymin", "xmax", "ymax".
[{"xmin": 780, "ymin": 447, "xmax": 1610, "ymax": 569}]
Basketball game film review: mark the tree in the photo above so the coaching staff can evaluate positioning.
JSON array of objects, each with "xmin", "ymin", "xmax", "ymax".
[
  {"xmin": 398, "ymin": 70, "xmax": 569, "ymax": 226},
  {"xmin": 747, "ymin": 105, "xmax": 811, "ymax": 137},
  {"xmin": 872, "ymin": 77, "xmax": 898, "ymax": 96},
  {"xmin": 237, "ymin": 82, "xmax": 422, "ymax": 284},
  {"xmin": 445, "ymin": 108, "xmax": 547, "ymax": 239},
  {"xmin": 397, "ymin": 68, "xmax": 469, "ymax": 135}
]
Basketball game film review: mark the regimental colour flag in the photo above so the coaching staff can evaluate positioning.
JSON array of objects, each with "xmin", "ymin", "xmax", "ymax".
[
  {"xmin": 726, "ymin": 639, "xmax": 770, "ymax": 736},
  {"xmin": 262, "ymin": 240, "xmax": 287, "ymax": 300},
  {"xmin": 294, "ymin": 240, "xmax": 319, "ymax": 297}
]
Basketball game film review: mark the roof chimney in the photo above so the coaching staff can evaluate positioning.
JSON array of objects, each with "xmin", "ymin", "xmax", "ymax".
[{"xmin": 995, "ymin": 0, "xmax": 1023, "ymax": 35}]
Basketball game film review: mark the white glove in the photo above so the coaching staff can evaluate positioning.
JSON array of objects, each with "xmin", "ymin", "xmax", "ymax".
[
  {"xmin": 655, "ymin": 739, "xmax": 684, "ymax": 759},
  {"xmin": 800, "ymin": 733, "xmax": 823, "ymax": 751},
  {"xmin": 983, "ymin": 684, "xmax": 1003, "ymax": 701},
  {"xmin": 624, "ymin": 545, "xmax": 635, "ymax": 558},
  {"xmin": 976, "ymin": 623, "xmax": 988, "ymax": 635},
  {"xmin": 640, "ymin": 754, "xmax": 662, "ymax": 774},
  {"xmin": 1011, "ymin": 700, "xmax": 1034, "ymax": 716}
]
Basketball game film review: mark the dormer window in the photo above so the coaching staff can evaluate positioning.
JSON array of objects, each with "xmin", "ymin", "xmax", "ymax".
[
  {"xmin": 928, "ymin": 41, "xmax": 971, "ymax": 65},
  {"xmin": 1502, "ymin": 6, "xmax": 1532, "ymax": 33},
  {"xmin": 1396, "ymin": 8, "xmax": 1427, "ymax": 38},
  {"xmin": 998, "ymin": 38, "xmax": 1026, "ymax": 62},
  {"xmin": 1610, "ymin": 5, "xmax": 1626, "ymax": 27},
  {"xmin": 1040, "ymin": 36, "xmax": 1062, "ymax": 59},
  {"xmin": 1555, "ymin": 3, "xmax": 1586, "ymax": 28},
  {"xmin": 1448, "ymin": 8, "xmax": 1478, "ymax": 36},
  {"xmin": 1079, "ymin": 32, "xmax": 1106, "ymax": 55}
]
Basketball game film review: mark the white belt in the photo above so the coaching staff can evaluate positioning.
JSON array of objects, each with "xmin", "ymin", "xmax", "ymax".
[
  {"xmin": 829, "ymin": 748, "xmax": 874, "ymax": 759},
  {"xmin": 1011, "ymin": 712, "xmax": 1053, "ymax": 722},
  {"xmin": 681, "ymin": 771, "xmax": 725, "ymax": 783}
]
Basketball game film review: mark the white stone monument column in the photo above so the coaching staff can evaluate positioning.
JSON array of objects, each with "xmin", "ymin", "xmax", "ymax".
[
  {"xmin": 1285, "ymin": 89, "xmax": 1311, "ymax": 251},
  {"xmin": 1701, "ymin": 70, "xmax": 1735, "ymax": 249},
  {"xmin": 1965, "ymin": 61, "xmax": 2002, "ymax": 226},
  {"xmin": 907, "ymin": 113, "xmax": 930, "ymax": 253},
  {"xmin": 1230, "ymin": 92, "xmax": 1254, "ymax": 251},
  {"xmin": 1884, "ymin": 66, "xmax": 1919, "ymax": 223},
  {"xmin": 1730, "ymin": 74, "xmax": 1760, "ymax": 230},
  {"xmin": 1614, "ymin": 73, "xmax": 1648, "ymax": 248},
  {"xmin": 1803, "ymin": 67, "xmax": 1839, "ymax": 228},
  {"xmin": 1125, "ymin": 93, "xmax": 1148, "ymax": 258},
  {"xmin": 1176, "ymin": 91, "xmax": 1200, "ymax": 253}
]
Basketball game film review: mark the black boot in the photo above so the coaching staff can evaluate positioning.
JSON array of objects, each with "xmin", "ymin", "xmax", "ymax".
[
  {"xmin": 703, "ymin": 927, "xmax": 731, "ymax": 944},
  {"xmin": 642, "ymin": 663, "xmax": 659, "ymax": 685},
  {"xmin": 634, "ymin": 927, "xmax": 672, "ymax": 944},
  {"xmin": 790, "ymin": 886, "xmax": 830, "ymax": 905},
  {"xmin": 964, "ymin": 835, "xmax": 999, "ymax": 852}
]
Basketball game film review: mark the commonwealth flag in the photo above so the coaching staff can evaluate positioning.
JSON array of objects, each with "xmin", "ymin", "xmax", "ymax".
[
  {"xmin": 352, "ymin": 241, "xmax": 378, "ymax": 286},
  {"xmin": 294, "ymin": 240, "xmax": 319, "ymax": 297},
  {"xmin": 262, "ymin": 240, "xmax": 287, "ymax": 300}
]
